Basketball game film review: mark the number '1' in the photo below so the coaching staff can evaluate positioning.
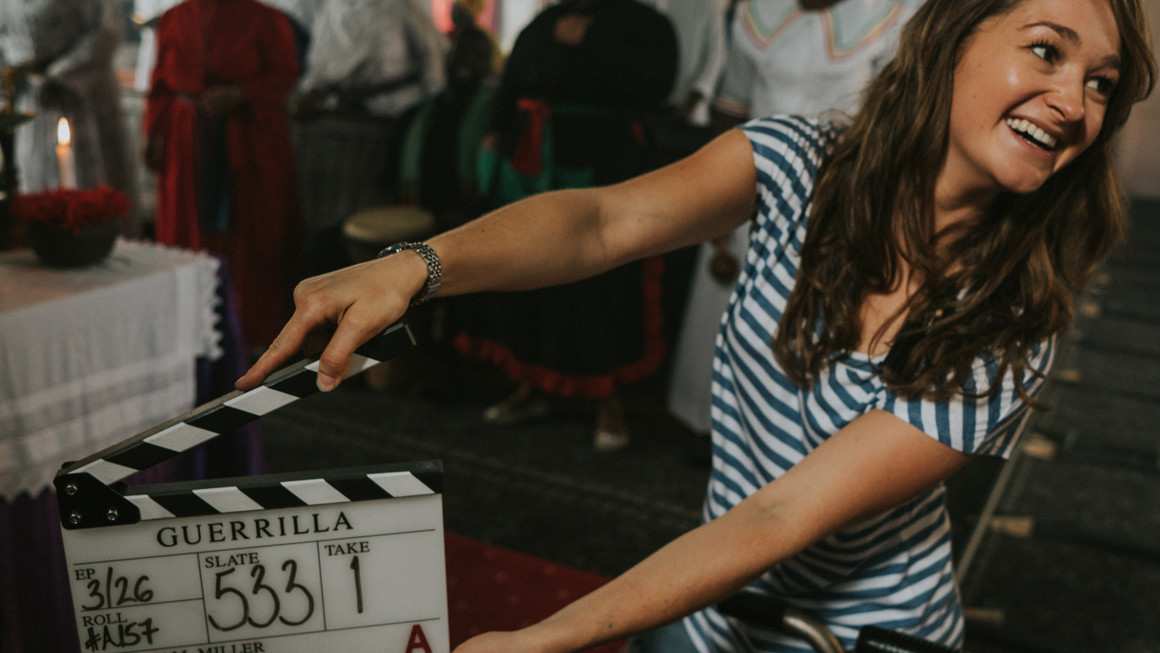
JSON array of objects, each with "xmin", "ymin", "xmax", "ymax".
[{"xmin": 350, "ymin": 556, "xmax": 363, "ymax": 613}]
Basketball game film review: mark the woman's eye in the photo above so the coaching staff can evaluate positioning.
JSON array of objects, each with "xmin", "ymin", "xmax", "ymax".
[
  {"xmin": 1087, "ymin": 76, "xmax": 1116, "ymax": 96},
  {"xmin": 1030, "ymin": 43, "xmax": 1058, "ymax": 62}
]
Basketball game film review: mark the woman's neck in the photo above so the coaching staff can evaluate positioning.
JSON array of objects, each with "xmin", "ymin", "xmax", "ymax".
[{"xmin": 933, "ymin": 164, "xmax": 1000, "ymax": 234}]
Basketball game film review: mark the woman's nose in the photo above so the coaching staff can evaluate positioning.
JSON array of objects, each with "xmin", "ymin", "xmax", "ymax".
[{"xmin": 1047, "ymin": 72, "xmax": 1088, "ymax": 123}]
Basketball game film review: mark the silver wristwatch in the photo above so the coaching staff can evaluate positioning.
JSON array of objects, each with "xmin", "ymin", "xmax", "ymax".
[{"xmin": 378, "ymin": 241, "xmax": 442, "ymax": 306}]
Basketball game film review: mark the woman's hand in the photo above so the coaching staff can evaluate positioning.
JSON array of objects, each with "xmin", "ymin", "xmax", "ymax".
[{"xmin": 236, "ymin": 251, "xmax": 428, "ymax": 391}]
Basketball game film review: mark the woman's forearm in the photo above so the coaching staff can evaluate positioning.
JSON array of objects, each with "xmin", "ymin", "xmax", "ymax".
[
  {"xmin": 472, "ymin": 497, "xmax": 812, "ymax": 653},
  {"xmin": 428, "ymin": 188, "xmax": 615, "ymax": 297},
  {"xmin": 429, "ymin": 128, "xmax": 759, "ymax": 299}
]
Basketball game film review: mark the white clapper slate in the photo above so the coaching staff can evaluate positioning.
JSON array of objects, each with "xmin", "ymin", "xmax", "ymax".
[{"xmin": 54, "ymin": 323, "xmax": 453, "ymax": 653}]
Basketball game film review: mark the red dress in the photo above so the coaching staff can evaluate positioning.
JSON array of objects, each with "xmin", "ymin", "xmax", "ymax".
[{"xmin": 144, "ymin": 0, "xmax": 301, "ymax": 346}]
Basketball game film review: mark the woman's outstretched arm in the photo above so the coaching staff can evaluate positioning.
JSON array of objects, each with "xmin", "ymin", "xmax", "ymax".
[
  {"xmin": 454, "ymin": 410, "xmax": 972, "ymax": 653},
  {"xmin": 236, "ymin": 128, "xmax": 758, "ymax": 392}
]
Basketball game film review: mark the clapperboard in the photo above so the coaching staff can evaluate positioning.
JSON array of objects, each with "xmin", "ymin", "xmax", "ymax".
[{"xmin": 55, "ymin": 322, "xmax": 451, "ymax": 653}]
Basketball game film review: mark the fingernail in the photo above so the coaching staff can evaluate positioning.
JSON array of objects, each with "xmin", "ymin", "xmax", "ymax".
[{"xmin": 317, "ymin": 373, "xmax": 336, "ymax": 392}]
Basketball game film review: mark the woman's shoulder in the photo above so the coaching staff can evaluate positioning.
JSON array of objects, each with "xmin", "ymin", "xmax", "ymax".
[
  {"xmin": 736, "ymin": 116, "xmax": 842, "ymax": 196},
  {"xmin": 739, "ymin": 115, "xmax": 843, "ymax": 165}
]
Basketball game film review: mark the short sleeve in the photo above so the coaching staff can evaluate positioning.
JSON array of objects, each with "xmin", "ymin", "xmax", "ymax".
[
  {"xmin": 739, "ymin": 116, "xmax": 838, "ymax": 228},
  {"xmin": 876, "ymin": 336, "xmax": 1056, "ymax": 458}
]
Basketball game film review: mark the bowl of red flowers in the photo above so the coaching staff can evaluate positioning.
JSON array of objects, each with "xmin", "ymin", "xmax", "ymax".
[{"xmin": 13, "ymin": 185, "xmax": 128, "ymax": 268}]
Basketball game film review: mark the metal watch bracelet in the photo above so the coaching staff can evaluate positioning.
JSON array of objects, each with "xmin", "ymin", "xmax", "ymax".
[{"xmin": 377, "ymin": 241, "xmax": 442, "ymax": 306}]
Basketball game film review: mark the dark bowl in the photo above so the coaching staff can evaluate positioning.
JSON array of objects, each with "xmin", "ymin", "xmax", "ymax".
[{"xmin": 27, "ymin": 220, "xmax": 118, "ymax": 268}]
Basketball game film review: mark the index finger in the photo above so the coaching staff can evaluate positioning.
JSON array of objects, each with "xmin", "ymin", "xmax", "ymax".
[{"xmin": 234, "ymin": 313, "xmax": 316, "ymax": 390}]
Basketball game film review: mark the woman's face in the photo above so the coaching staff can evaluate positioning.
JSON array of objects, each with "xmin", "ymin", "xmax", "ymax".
[{"xmin": 943, "ymin": 0, "xmax": 1122, "ymax": 202}]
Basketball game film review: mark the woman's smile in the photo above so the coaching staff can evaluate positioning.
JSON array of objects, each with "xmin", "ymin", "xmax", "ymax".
[{"xmin": 1005, "ymin": 117, "xmax": 1059, "ymax": 150}]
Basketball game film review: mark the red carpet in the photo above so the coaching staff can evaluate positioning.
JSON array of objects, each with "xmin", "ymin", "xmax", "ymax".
[{"xmin": 445, "ymin": 532, "xmax": 626, "ymax": 652}]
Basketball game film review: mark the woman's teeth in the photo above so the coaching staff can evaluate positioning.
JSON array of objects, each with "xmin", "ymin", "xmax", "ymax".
[{"xmin": 1006, "ymin": 118, "xmax": 1058, "ymax": 149}]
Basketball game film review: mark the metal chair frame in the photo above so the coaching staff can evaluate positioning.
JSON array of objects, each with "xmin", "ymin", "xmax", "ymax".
[{"xmin": 717, "ymin": 593, "xmax": 967, "ymax": 653}]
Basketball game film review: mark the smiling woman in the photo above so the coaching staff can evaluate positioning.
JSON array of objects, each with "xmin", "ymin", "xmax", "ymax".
[
  {"xmin": 945, "ymin": 0, "xmax": 1123, "ymax": 200},
  {"xmin": 778, "ymin": 0, "xmax": 1156, "ymax": 405},
  {"xmin": 234, "ymin": 1, "xmax": 1156, "ymax": 651}
]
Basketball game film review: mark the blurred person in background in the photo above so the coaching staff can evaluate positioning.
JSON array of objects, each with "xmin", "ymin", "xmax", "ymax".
[
  {"xmin": 453, "ymin": 0, "xmax": 677, "ymax": 452},
  {"xmin": 291, "ymin": 0, "xmax": 447, "ymax": 120},
  {"xmin": 395, "ymin": 24, "xmax": 498, "ymax": 232},
  {"xmin": 144, "ymin": 0, "xmax": 302, "ymax": 349}
]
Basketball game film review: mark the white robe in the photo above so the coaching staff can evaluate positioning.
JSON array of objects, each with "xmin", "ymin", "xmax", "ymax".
[{"xmin": 296, "ymin": 0, "xmax": 447, "ymax": 118}]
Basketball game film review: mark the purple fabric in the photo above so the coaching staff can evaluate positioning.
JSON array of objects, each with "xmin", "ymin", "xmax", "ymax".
[
  {"xmin": 0, "ymin": 255, "xmax": 264, "ymax": 652},
  {"xmin": 192, "ymin": 255, "xmax": 265, "ymax": 480},
  {"xmin": 1, "ymin": 490, "xmax": 80, "ymax": 652}
]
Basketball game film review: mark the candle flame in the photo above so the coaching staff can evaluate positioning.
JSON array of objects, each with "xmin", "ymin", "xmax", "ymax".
[{"xmin": 57, "ymin": 117, "xmax": 71, "ymax": 146}]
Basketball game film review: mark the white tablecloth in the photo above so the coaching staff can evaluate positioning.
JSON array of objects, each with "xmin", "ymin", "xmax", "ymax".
[{"xmin": 0, "ymin": 240, "xmax": 221, "ymax": 498}]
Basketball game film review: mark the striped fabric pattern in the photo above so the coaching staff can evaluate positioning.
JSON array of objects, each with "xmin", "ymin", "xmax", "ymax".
[{"xmin": 683, "ymin": 116, "xmax": 1055, "ymax": 652}]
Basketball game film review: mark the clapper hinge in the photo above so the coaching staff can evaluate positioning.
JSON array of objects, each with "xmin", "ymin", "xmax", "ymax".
[{"xmin": 55, "ymin": 472, "xmax": 141, "ymax": 529}]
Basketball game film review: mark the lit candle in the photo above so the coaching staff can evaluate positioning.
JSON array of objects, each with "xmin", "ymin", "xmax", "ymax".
[{"xmin": 56, "ymin": 117, "xmax": 76, "ymax": 189}]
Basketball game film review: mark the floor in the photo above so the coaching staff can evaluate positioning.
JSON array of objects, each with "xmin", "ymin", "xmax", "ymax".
[
  {"xmin": 258, "ymin": 198, "xmax": 1160, "ymax": 652},
  {"xmin": 261, "ymin": 346, "xmax": 709, "ymax": 580}
]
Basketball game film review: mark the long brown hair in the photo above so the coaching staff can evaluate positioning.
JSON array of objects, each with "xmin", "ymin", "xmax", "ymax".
[{"xmin": 774, "ymin": 0, "xmax": 1156, "ymax": 400}]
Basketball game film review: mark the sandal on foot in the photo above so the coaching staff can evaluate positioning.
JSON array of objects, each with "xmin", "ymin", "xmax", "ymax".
[{"xmin": 482, "ymin": 387, "xmax": 549, "ymax": 425}]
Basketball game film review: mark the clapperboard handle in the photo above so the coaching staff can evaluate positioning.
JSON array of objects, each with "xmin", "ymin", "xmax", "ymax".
[{"xmin": 54, "ymin": 321, "xmax": 416, "ymax": 529}]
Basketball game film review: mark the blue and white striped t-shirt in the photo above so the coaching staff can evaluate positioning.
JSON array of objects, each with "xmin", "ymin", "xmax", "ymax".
[{"xmin": 683, "ymin": 116, "xmax": 1054, "ymax": 652}]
